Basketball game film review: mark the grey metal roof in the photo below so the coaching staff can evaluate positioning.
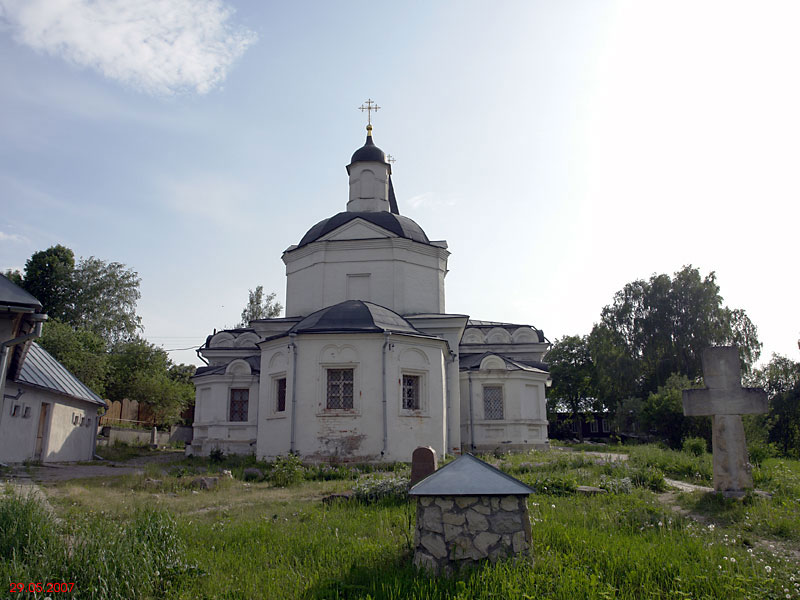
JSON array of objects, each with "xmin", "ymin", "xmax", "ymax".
[
  {"xmin": 459, "ymin": 352, "xmax": 549, "ymax": 373},
  {"xmin": 409, "ymin": 453, "xmax": 534, "ymax": 496},
  {"xmin": 194, "ymin": 355, "xmax": 261, "ymax": 378},
  {"xmin": 15, "ymin": 343, "xmax": 106, "ymax": 407},
  {"xmin": 0, "ymin": 273, "xmax": 42, "ymax": 311},
  {"xmin": 296, "ymin": 211, "xmax": 430, "ymax": 248},
  {"xmin": 287, "ymin": 300, "xmax": 428, "ymax": 336}
]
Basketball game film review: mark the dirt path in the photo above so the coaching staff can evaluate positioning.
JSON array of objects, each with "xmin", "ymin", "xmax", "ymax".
[{"xmin": 3, "ymin": 452, "xmax": 185, "ymax": 484}]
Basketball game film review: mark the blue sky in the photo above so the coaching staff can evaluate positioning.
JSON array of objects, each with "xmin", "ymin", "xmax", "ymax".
[{"xmin": 1, "ymin": 0, "xmax": 797, "ymax": 368}]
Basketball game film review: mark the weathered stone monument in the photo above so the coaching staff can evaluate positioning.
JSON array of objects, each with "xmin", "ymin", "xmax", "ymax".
[
  {"xmin": 411, "ymin": 446, "xmax": 438, "ymax": 486},
  {"xmin": 409, "ymin": 453, "xmax": 533, "ymax": 573},
  {"xmin": 682, "ymin": 346, "xmax": 768, "ymax": 497}
]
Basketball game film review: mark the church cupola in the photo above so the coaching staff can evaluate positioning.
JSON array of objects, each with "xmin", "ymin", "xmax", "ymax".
[{"xmin": 346, "ymin": 121, "xmax": 392, "ymax": 213}]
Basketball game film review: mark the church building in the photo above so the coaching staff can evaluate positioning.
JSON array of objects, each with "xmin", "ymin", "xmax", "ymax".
[{"xmin": 190, "ymin": 116, "xmax": 550, "ymax": 462}]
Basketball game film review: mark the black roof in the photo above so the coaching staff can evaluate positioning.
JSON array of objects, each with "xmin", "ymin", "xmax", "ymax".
[
  {"xmin": 0, "ymin": 273, "xmax": 42, "ymax": 311},
  {"xmin": 195, "ymin": 356, "xmax": 261, "ymax": 378},
  {"xmin": 296, "ymin": 211, "xmax": 430, "ymax": 248},
  {"xmin": 287, "ymin": 300, "xmax": 425, "ymax": 336},
  {"xmin": 349, "ymin": 131, "xmax": 388, "ymax": 165}
]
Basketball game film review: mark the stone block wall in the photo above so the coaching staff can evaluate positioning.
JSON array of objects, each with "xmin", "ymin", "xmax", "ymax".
[{"xmin": 413, "ymin": 495, "xmax": 531, "ymax": 573}]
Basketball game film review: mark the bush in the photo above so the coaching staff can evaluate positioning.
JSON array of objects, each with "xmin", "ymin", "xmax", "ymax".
[
  {"xmin": 682, "ymin": 437, "xmax": 708, "ymax": 457},
  {"xmin": 353, "ymin": 474, "xmax": 409, "ymax": 504},
  {"xmin": 209, "ymin": 447, "xmax": 225, "ymax": 463},
  {"xmin": 747, "ymin": 441, "xmax": 778, "ymax": 466},
  {"xmin": 599, "ymin": 475, "xmax": 633, "ymax": 494},
  {"xmin": 269, "ymin": 453, "xmax": 305, "ymax": 487}
]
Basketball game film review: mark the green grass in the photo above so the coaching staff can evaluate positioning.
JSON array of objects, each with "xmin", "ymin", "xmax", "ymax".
[
  {"xmin": 94, "ymin": 440, "xmax": 162, "ymax": 462},
  {"xmin": 3, "ymin": 446, "xmax": 800, "ymax": 599}
]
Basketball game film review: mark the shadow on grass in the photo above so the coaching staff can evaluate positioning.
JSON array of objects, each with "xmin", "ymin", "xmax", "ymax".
[{"xmin": 305, "ymin": 553, "xmax": 464, "ymax": 600}]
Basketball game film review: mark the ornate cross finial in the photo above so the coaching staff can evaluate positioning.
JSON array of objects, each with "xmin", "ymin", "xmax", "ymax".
[
  {"xmin": 386, "ymin": 154, "xmax": 396, "ymax": 164},
  {"xmin": 359, "ymin": 98, "xmax": 381, "ymax": 125}
]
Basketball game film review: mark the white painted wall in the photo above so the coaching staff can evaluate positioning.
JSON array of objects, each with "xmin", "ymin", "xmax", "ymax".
[
  {"xmin": 257, "ymin": 332, "xmax": 448, "ymax": 463},
  {"xmin": 459, "ymin": 367, "xmax": 549, "ymax": 453},
  {"xmin": 284, "ymin": 237, "xmax": 449, "ymax": 317},
  {"xmin": 0, "ymin": 385, "xmax": 100, "ymax": 463},
  {"xmin": 347, "ymin": 162, "xmax": 391, "ymax": 212},
  {"xmin": 189, "ymin": 359, "xmax": 259, "ymax": 456}
]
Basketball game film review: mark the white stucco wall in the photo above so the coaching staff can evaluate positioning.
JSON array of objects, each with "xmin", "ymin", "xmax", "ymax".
[
  {"xmin": 0, "ymin": 385, "xmax": 100, "ymax": 463},
  {"xmin": 283, "ymin": 236, "xmax": 449, "ymax": 317},
  {"xmin": 459, "ymin": 367, "xmax": 549, "ymax": 453},
  {"xmin": 257, "ymin": 333, "xmax": 448, "ymax": 463},
  {"xmin": 189, "ymin": 359, "xmax": 259, "ymax": 456}
]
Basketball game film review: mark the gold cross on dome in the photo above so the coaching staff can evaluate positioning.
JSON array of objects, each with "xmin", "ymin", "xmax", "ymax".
[{"xmin": 359, "ymin": 98, "xmax": 381, "ymax": 125}]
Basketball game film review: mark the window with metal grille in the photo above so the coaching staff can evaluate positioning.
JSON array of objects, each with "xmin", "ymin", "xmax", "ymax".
[
  {"xmin": 402, "ymin": 374, "xmax": 420, "ymax": 410},
  {"xmin": 275, "ymin": 377, "xmax": 287, "ymax": 412},
  {"xmin": 229, "ymin": 388, "xmax": 249, "ymax": 421},
  {"xmin": 483, "ymin": 385, "xmax": 504, "ymax": 420},
  {"xmin": 326, "ymin": 369, "xmax": 354, "ymax": 410}
]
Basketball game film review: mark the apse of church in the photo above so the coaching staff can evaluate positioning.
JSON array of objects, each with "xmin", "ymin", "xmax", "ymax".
[{"xmin": 190, "ymin": 102, "xmax": 551, "ymax": 462}]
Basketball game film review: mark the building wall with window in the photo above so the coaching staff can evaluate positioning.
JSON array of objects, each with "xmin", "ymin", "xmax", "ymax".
[
  {"xmin": 190, "ymin": 358, "xmax": 259, "ymax": 456},
  {"xmin": 458, "ymin": 355, "xmax": 549, "ymax": 453},
  {"xmin": 256, "ymin": 333, "xmax": 448, "ymax": 462}
]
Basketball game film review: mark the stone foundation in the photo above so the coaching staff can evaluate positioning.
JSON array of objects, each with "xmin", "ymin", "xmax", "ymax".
[{"xmin": 413, "ymin": 495, "xmax": 532, "ymax": 573}]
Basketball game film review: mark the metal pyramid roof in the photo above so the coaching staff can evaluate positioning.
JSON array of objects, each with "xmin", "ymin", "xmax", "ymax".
[{"xmin": 408, "ymin": 453, "xmax": 534, "ymax": 496}]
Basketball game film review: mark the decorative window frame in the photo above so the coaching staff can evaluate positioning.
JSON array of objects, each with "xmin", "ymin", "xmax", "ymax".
[
  {"xmin": 318, "ymin": 363, "xmax": 359, "ymax": 416},
  {"xmin": 482, "ymin": 384, "xmax": 505, "ymax": 421},
  {"xmin": 399, "ymin": 369, "xmax": 428, "ymax": 417},
  {"xmin": 267, "ymin": 372, "xmax": 288, "ymax": 419}
]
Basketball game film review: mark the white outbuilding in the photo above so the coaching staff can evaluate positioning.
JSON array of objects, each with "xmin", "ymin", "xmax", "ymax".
[{"xmin": 189, "ymin": 123, "xmax": 551, "ymax": 462}]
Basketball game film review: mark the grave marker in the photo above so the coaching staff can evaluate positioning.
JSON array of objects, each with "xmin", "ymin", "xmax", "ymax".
[
  {"xmin": 411, "ymin": 446, "xmax": 437, "ymax": 486},
  {"xmin": 682, "ymin": 346, "xmax": 767, "ymax": 497}
]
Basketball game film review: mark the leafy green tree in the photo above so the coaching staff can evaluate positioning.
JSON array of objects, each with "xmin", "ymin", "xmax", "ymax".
[
  {"xmin": 70, "ymin": 257, "xmax": 142, "ymax": 344},
  {"xmin": 640, "ymin": 373, "xmax": 707, "ymax": 448},
  {"xmin": 546, "ymin": 335, "xmax": 598, "ymax": 439},
  {"xmin": 22, "ymin": 245, "xmax": 75, "ymax": 320},
  {"xmin": 590, "ymin": 265, "xmax": 761, "ymax": 406},
  {"xmin": 750, "ymin": 354, "xmax": 800, "ymax": 457},
  {"xmin": 37, "ymin": 319, "xmax": 109, "ymax": 396},
  {"xmin": 106, "ymin": 338, "xmax": 193, "ymax": 425},
  {"xmin": 3, "ymin": 269, "xmax": 23, "ymax": 286},
  {"xmin": 237, "ymin": 285, "xmax": 282, "ymax": 327}
]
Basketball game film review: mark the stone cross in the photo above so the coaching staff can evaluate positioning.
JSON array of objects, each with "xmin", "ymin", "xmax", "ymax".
[
  {"xmin": 411, "ymin": 446, "xmax": 437, "ymax": 486},
  {"xmin": 682, "ymin": 346, "xmax": 767, "ymax": 496}
]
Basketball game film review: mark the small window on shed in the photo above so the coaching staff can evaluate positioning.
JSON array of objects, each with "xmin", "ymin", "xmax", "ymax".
[
  {"xmin": 483, "ymin": 386, "xmax": 504, "ymax": 420},
  {"xmin": 11, "ymin": 404, "xmax": 20, "ymax": 417},
  {"xmin": 275, "ymin": 377, "xmax": 287, "ymax": 412},
  {"xmin": 229, "ymin": 389, "xmax": 249, "ymax": 422},
  {"xmin": 22, "ymin": 406, "xmax": 32, "ymax": 418},
  {"xmin": 72, "ymin": 413, "xmax": 79, "ymax": 425}
]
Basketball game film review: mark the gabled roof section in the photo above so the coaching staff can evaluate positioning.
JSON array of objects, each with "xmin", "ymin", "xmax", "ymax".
[
  {"xmin": 296, "ymin": 212, "xmax": 430, "ymax": 248},
  {"xmin": 16, "ymin": 343, "xmax": 106, "ymax": 407},
  {"xmin": 409, "ymin": 453, "xmax": 534, "ymax": 496},
  {"xmin": 459, "ymin": 352, "xmax": 549, "ymax": 373},
  {"xmin": 0, "ymin": 273, "xmax": 42, "ymax": 311},
  {"xmin": 194, "ymin": 355, "xmax": 261, "ymax": 378}
]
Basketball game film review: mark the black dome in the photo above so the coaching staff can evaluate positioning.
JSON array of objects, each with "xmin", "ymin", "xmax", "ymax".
[
  {"xmin": 350, "ymin": 132, "xmax": 388, "ymax": 165},
  {"xmin": 296, "ymin": 211, "xmax": 430, "ymax": 248},
  {"xmin": 288, "ymin": 300, "xmax": 423, "ymax": 335}
]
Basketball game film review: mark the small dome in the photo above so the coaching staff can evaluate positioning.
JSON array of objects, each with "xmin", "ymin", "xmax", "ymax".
[
  {"xmin": 296, "ymin": 211, "xmax": 430, "ymax": 247},
  {"xmin": 288, "ymin": 300, "xmax": 423, "ymax": 335},
  {"xmin": 349, "ymin": 128, "xmax": 388, "ymax": 165}
]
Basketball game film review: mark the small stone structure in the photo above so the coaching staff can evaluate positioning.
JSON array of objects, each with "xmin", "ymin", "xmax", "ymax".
[
  {"xmin": 409, "ymin": 453, "xmax": 533, "ymax": 573},
  {"xmin": 411, "ymin": 446, "xmax": 438, "ymax": 486},
  {"xmin": 682, "ymin": 346, "xmax": 768, "ymax": 497}
]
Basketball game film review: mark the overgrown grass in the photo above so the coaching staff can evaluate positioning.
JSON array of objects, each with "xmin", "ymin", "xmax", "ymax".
[
  {"xmin": 5, "ymin": 446, "xmax": 800, "ymax": 599},
  {"xmin": 94, "ymin": 440, "xmax": 161, "ymax": 462}
]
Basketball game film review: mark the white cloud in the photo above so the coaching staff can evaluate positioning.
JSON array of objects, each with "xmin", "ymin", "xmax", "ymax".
[
  {"xmin": 0, "ymin": 0, "xmax": 257, "ymax": 96},
  {"xmin": 0, "ymin": 231, "xmax": 27, "ymax": 243},
  {"xmin": 407, "ymin": 192, "xmax": 459, "ymax": 210}
]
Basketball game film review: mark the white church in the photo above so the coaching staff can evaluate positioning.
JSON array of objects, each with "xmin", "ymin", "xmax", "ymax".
[{"xmin": 189, "ymin": 119, "xmax": 551, "ymax": 462}]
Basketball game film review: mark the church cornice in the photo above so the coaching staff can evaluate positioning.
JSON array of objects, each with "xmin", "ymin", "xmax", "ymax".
[{"xmin": 282, "ymin": 236, "xmax": 450, "ymax": 263}]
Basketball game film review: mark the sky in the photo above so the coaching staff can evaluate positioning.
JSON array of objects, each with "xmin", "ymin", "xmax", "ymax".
[{"xmin": 0, "ymin": 0, "xmax": 797, "ymax": 369}]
